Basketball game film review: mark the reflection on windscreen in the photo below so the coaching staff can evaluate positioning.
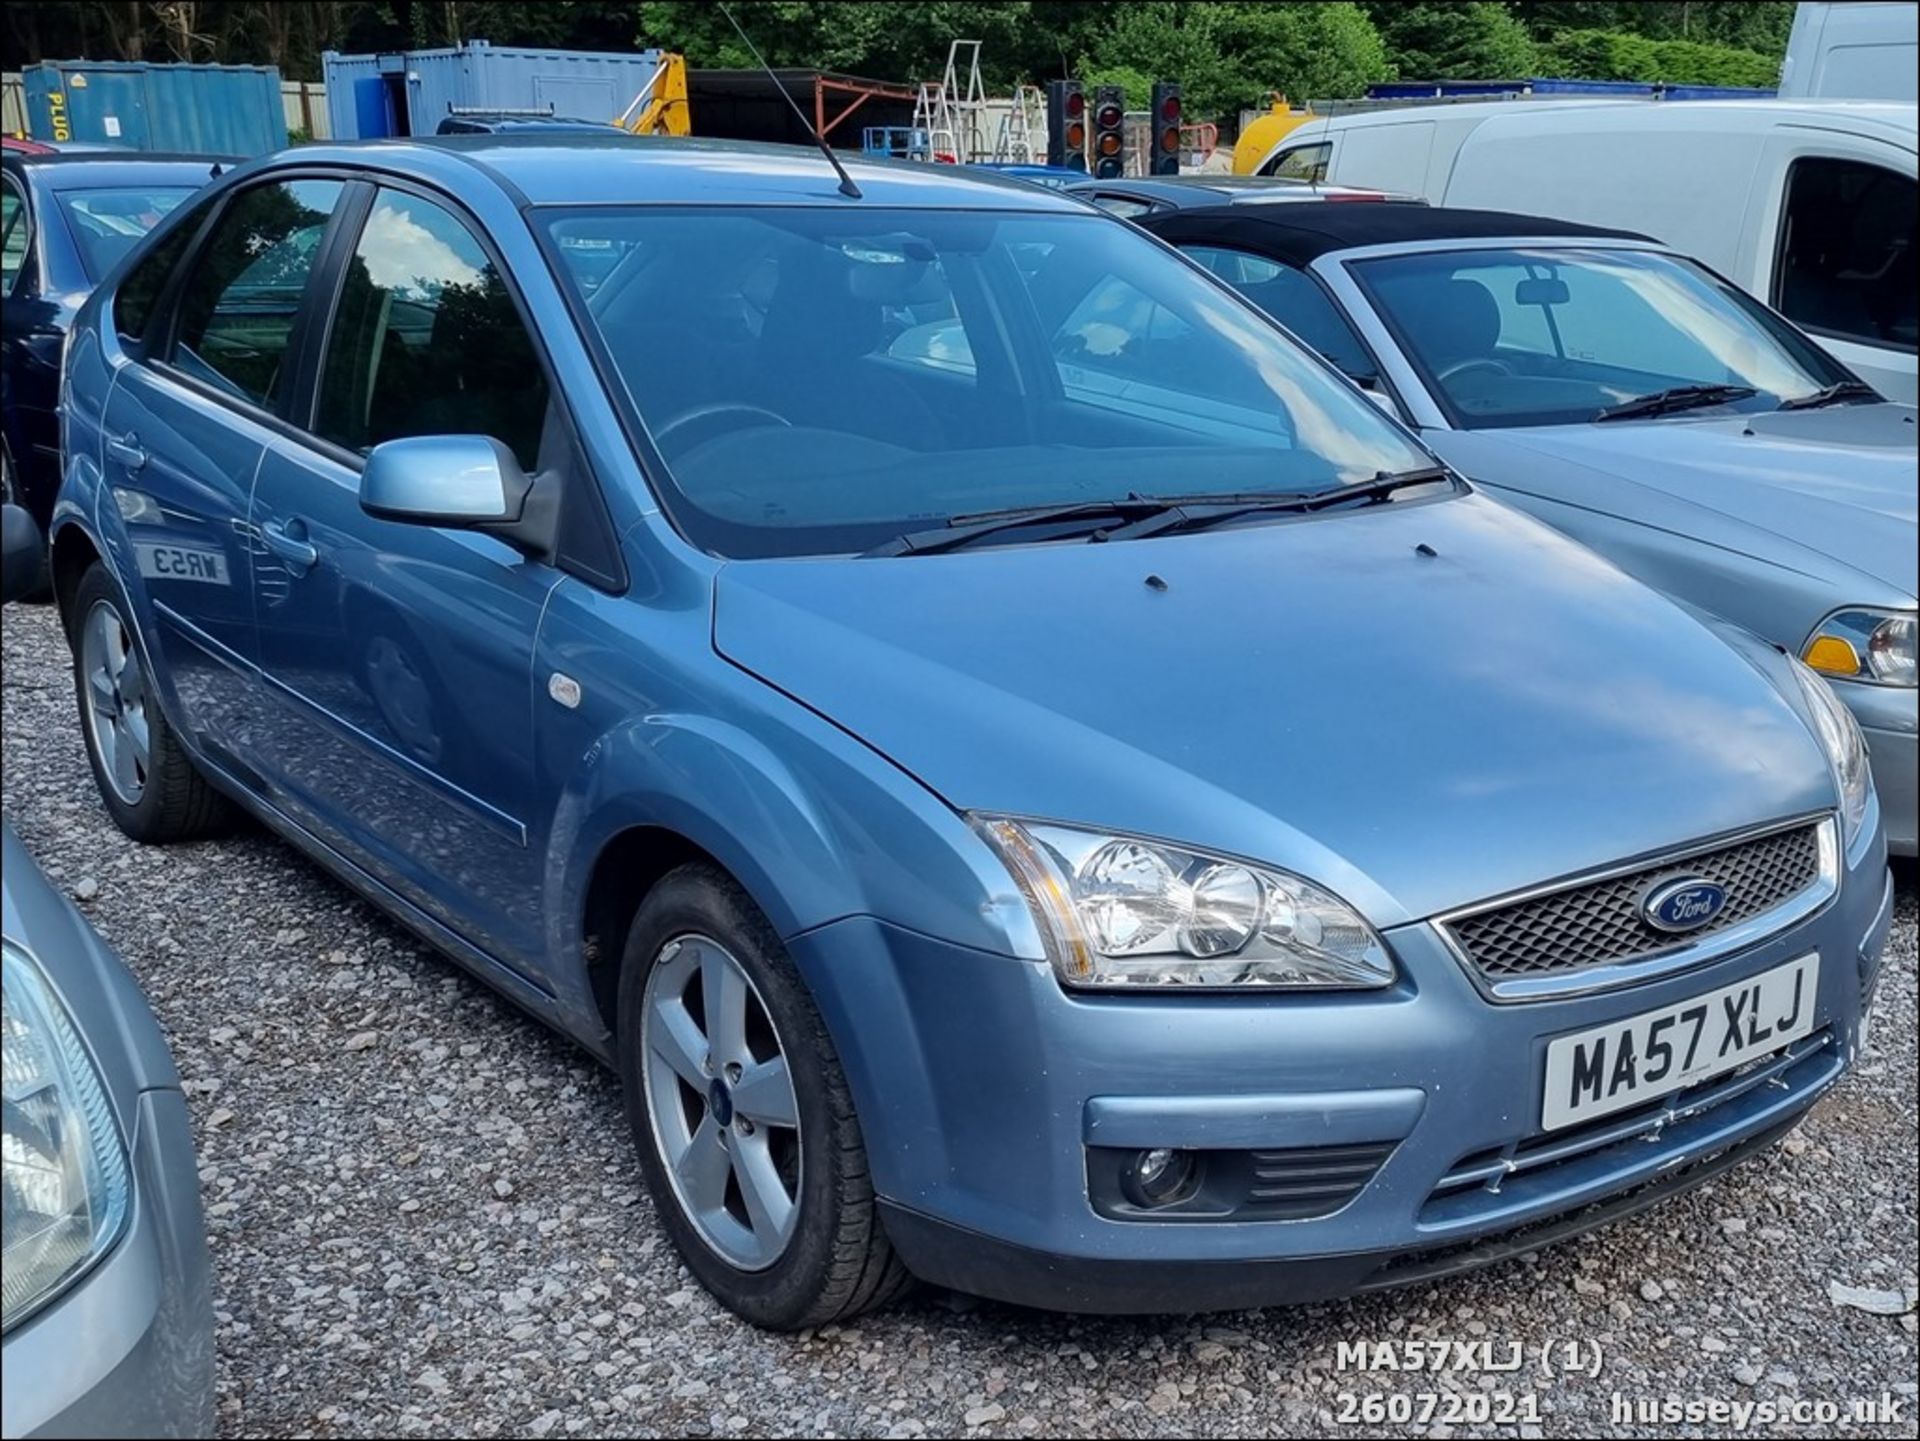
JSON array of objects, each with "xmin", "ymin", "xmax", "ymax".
[
  {"xmin": 1356, "ymin": 247, "xmax": 1847, "ymax": 429},
  {"xmin": 543, "ymin": 206, "xmax": 1431, "ymax": 557},
  {"xmin": 57, "ymin": 187, "xmax": 194, "ymax": 282}
]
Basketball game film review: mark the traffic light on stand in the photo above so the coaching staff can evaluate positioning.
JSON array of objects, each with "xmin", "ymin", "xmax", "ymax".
[
  {"xmin": 1046, "ymin": 80, "xmax": 1087, "ymax": 171},
  {"xmin": 1150, "ymin": 82, "xmax": 1181, "ymax": 175},
  {"xmin": 1091, "ymin": 85, "xmax": 1126, "ymax": 179}
]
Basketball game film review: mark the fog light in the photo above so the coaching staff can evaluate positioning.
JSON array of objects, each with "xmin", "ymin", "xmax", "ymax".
[{"xmin": 1121, "ymin": 1147, "xmax": 1196, "ymax": 1208}]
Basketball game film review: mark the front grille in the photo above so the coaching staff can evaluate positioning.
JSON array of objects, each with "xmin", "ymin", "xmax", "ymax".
[
  {"xmin": 1441, "ymin": 821, "xmax": 1823, "ymax": 987},
  {"xmin": 1420, "ymin": 1027, "xmax": 1837, "ymax": 1225}
]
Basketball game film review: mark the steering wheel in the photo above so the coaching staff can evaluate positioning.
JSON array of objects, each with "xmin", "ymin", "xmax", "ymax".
[
  {"xmin": 1435, "ymin": 356, "xmax": 1515, "ymax": 386},
  {"xmin": 652, "ymin": 403, "xmax": 791, "ymax": 453}
]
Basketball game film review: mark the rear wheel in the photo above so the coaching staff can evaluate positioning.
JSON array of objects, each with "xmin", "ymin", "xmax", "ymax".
[
  {"xmin": 68, "ymin": 563, "xmax": 234, "ymax": 843},
  {"xmin": 618, "ymin": 862, "xmax": 913, "ymax": 1329}
]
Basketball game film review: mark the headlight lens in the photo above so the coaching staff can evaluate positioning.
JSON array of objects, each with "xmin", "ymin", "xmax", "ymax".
[
  {"xmin": 1802, "ymin": 609, "xmax": 1916, "ymax": 688},
  {"xmin": 1791, "ymin": 660, "xmax": 1874, "ymax": 846},
  {"xmin": 2, "ymin": 939, "xmax": 130, "ymax": 1329},
  {"xmin": 974, "ymin": 817, "xmax": 1394, "ymax": 990}
]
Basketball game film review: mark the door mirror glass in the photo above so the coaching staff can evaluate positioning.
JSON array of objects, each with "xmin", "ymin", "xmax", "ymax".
[
  {"xmin": 2, "ymin": 504, "xmax": 46, "ymax": 603},
  {"xmin": 360, "ymin": 435, "xmax": 532, "ymax": 528}
]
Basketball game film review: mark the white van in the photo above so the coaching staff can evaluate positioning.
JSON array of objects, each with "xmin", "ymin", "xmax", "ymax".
[
  {"xmin": 1255, "ymin": 100, "xmax": 1918, "ymax": 402},
  {"xmin": 1779, "ymin": 2, "xmax": 1918, "ymax": 101}
]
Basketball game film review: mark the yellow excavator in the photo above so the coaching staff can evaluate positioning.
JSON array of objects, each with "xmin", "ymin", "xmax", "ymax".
[{"xmin": 616, "ymin": 52, "xmax": 692, "ymax": 136}]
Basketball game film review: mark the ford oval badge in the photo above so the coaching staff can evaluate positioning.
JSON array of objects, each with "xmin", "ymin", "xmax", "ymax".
[{"xmin": 1641, "ymin": 877, "xmax": 1729, "ymax": 933}]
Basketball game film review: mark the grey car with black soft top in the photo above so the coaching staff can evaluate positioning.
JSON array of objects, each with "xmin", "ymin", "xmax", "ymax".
[{"xmin": 1142, "ymin": 202, "xmax": 1918, "ymax": 855}]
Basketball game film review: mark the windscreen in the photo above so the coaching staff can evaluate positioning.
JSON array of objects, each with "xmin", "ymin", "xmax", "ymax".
[
  {"xmin": 542, "ymin": 205, "xmax": 1434, "ymax": 557},
  {"xmin": 56, "ymin": 187, "xmax": 195, "ymax": 282},
  {"xmin": 1352, "ymin": 246, "xmax": 1853, "ymax": 429}
]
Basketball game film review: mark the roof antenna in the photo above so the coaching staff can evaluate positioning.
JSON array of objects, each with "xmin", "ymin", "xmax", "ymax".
[{"xmin": 718, "ymin": 1, "xmax": 862, "ymax": 199}]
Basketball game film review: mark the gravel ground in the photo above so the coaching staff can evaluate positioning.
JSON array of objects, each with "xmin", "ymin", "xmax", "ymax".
[{"xmin": 4, "ymin": 598, "xmax": 1916, "ymax": 1440}]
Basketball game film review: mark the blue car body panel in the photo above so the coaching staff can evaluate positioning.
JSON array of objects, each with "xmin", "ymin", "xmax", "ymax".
[{"xmin": 49, "ymin": 138, "xmax": 1891, "ymax": 1312}]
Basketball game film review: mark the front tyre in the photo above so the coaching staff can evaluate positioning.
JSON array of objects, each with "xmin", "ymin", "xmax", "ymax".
[
  {"xmin": 618, "ymin": 862, "xmax": 913, "ymax": 1329},
  {"xmin": 68, "ymin": 562, "xmax": 234, "ymax": 843}
]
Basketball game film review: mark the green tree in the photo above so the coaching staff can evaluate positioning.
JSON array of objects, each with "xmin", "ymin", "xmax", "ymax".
[
  {"xmin": 1366, "ymin": 1, "xmax": 1537, "ymax": 79},
  {"xmin": 1513, "ymin": 3, "xmax": 1796, "ymax": 55},
  {"xmin": 1534, "ymin": 28, "xmax": 1782, "ymax": 87},
  {"xmin": 1079, "ymin": 2, "xmax": 1391, "ymax": 115}
]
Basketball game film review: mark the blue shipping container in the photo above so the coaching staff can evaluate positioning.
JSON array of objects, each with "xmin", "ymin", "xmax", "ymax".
[
  {"xmin": 322, "ymin": 40, "xmax": 662, "ymax": 139},
  {"xmin": 22, "ymin": 60, "xmax": 286, "ymax": 155}
]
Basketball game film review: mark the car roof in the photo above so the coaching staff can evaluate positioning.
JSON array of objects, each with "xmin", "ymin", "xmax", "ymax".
[
  {"xmin": 1136, "ymin": 201, "xmax": 1652, "ymax": 263},
  {"xmin": 3, "ymin": 150, "xmax": 233, "ymax": 191},
  {"xmin": 279, "ymin": 135, "xmax": 1090, "ymax": 211}
]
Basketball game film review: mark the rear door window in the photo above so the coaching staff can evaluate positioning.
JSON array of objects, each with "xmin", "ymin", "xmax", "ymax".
[
  {"xmin": 1774, "ymin": 157, "xmax": 1916, "ymax": 352},
  {"xmin": 169, "ymin": 179, "xmax": 344, "ymax": 408},
  {"xmin": 114, "ymin": 202, "xmax": 209, "ymax": 346}
]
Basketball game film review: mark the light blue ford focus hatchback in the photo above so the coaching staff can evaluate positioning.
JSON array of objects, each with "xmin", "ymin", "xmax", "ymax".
[{"xmin": 51, "ymin": 136, "xmax": 1893, "ymax": 1326}]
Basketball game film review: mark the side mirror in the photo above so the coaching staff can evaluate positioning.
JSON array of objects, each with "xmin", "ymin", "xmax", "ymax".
[
  {"xmin": 359, "ymin": 435, "xmax": 556, "ymax": 559},
  {"xmin": 2, "ymin": 504, "xmax": 46, "ymax": 604}
]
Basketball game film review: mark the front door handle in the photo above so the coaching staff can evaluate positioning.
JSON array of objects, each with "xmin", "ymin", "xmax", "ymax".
[
  {"xmin": 260, "ymin": 518, "xmax": 319, "ymax": 572},
  {"xmin": 106, "ymin": 434, "xmax": 148, "ymax": 471}
]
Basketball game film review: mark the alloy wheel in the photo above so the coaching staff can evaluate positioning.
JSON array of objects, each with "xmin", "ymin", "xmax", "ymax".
[
  {"xmin": 640, "ymin": 933, "xmax": 803, "ymax": 1271},
  {"xmin": 80, "ymin": 599, "xmax": 151, "ymax": 805}
]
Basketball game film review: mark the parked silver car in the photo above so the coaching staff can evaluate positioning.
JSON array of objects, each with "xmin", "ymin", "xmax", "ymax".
[
  {"xmin": 1140, "ymin": 203, "xmax": 1918, "ymax": 855},
  {"xmin": 1, "ymin": 506, "xmax": 213, "ymax": 1438}
]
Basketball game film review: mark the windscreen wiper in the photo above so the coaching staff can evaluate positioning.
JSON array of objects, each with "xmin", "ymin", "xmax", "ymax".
[
  {"xmin": 862, "ymin": 497, "xmax": 1186, "ymax": 557},
  {"xmin": 1096, "ymin": 466, "xmax": 1457, "ymax": 543},
  {"xmin": 1776, "ymin": 379, "xmax": 1880, "ymax": 411},
  {"xmin": 1594, "ymin": 383, "xmax": 1758, "ymax": 422}
]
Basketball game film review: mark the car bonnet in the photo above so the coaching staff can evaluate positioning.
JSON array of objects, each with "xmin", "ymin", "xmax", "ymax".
[{"xmin": 712, "ymin": 493, "xmax": 1835, "ymax": 926}]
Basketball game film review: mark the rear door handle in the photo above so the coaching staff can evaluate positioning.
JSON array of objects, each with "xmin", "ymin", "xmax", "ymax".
[
  {"xmin": 260, "ymin": 518, "xmax": 319, "ymax": 572},
  {"xmin": 106, "ymin": 434, "xmax": 148, "ymax": 471}
]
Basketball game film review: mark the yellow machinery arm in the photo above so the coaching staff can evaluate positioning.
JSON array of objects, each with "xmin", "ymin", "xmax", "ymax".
[{"xmin": 618, "ymin": 52, "xmax": 691, "ymax": 136}]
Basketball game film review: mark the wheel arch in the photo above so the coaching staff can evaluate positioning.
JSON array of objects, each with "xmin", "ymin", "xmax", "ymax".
[
  {"xmin": 49, "ymin": 516, "xmax": 103, "ymax": 623},
  {"xmin": 577, "ymin": 822, "xmax": 722, "ymax": 1041},
  {"xmin": 545, "ymin": 704, "xmax": 1021, "ymax": 1054}
]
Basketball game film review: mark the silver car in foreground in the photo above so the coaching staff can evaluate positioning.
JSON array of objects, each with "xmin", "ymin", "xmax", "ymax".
[
  {"xmin": 2, "ymin": 506, "xmax": 213, "ymax": 1439},
  {"xmin": 1140, "ymin": 203, "xmax": 1918, "ymax": 854}
]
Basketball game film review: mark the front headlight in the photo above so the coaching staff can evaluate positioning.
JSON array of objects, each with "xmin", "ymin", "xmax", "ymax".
[
  {"xmin": 1802, "ymin": 608, "xmax": 1916, "ymax": 688},
  {"xmin": 2, "ymin": 939, "xmax": 131, "ymax": 1329},
  {"xmin": 1791, "ymin": 660, "xmax": 1874, "ymax": 846},
  {"xmin": 973, "ymin": 817, "xmax": 1395, "ymax": 990}
]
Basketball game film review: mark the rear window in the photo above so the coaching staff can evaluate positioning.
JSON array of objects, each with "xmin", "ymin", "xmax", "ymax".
[{"xmin": 55, "ymin": 187, "xmax": 195, "ymax": 282}]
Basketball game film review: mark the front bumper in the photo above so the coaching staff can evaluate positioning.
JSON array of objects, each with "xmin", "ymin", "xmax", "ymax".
[
  {"xmin": 0, "ymin": 1086, "xmax": 215, "ymax": 1439},
  {"xmin": 791, "ymin": 834, "xmax": 1893, "ymax": 1314},
  {"xmin": 1840, "ymin": 681, "xmax": 1917, "ymax": 856}
]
